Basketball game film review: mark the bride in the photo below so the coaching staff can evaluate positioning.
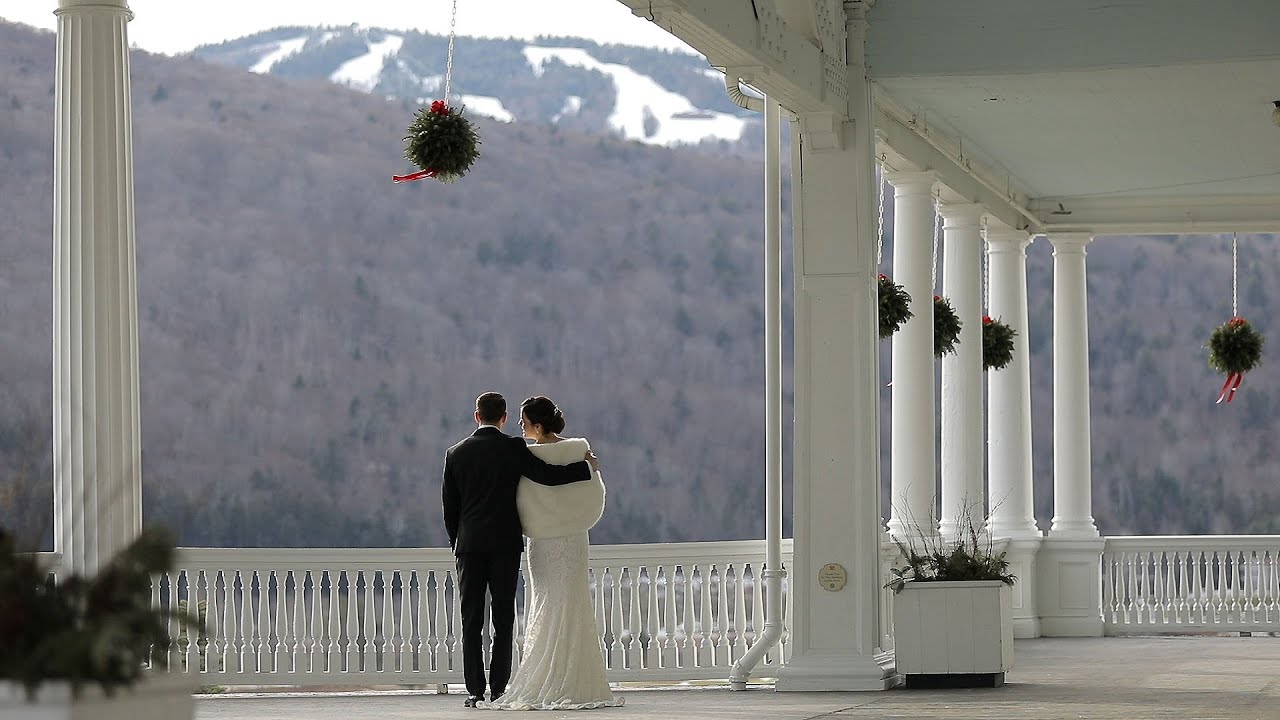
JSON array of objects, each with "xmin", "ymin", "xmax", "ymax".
[{"xmin": 485, "ymin": 396, "xmax": 624, "ymax": 710}]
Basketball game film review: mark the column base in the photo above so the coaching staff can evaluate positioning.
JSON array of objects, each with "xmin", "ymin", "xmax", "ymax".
[
  {"xmin": 998, "ymin": 537, "xmax": 1043, "ymax": 639},
  {"xmin": 1036, "ymin": 537, "xmax": 1105, "ymax": 637},
  {"xmin": 776, "ymin": 650, "xmax": 901, "ymax": 691},
  {"xmin": 1013, "ymin": 616, "xmax": 1042, "ymax": 639}
]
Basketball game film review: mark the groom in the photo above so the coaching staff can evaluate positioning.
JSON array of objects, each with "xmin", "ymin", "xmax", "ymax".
[{"xmin": 442, "ymin": 392, "xmax": 598, "ymax": 707}]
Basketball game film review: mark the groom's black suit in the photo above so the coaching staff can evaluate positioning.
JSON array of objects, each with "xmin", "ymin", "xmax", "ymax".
[{"xmin": 442, "ymin": 426, "xmax": 591, "ymax": 700}]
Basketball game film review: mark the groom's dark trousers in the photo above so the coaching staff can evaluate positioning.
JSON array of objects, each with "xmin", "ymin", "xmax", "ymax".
[{"xmin": 442, "ymin": 426, "xmax": 591, "ymax": 699}]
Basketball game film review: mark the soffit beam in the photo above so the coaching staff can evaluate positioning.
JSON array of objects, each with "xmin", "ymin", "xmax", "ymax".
[
  {"xmin": 1031, "ymin": 195, "xmax": 1280, "ymax": 235},
  {"xmin": 616, "ymin": 0, "xmax": 848, "ymax": 116},
  {"xmin": 873, "ymin": 102, "xmax": 1039, "ymax": 235}
]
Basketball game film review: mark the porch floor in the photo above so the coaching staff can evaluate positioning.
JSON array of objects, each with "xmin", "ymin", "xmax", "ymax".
[{"xmin": 195, "ymin": 636, "xmax": 1280, "ymax": 720}]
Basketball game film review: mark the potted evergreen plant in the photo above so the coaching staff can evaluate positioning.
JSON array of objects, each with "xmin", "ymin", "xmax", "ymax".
[
  {"xmin": 0, "ymin": 526, "xmax": 200, "ymax": 719},
  {"xmin": 886, "ymin": 512, "xmax": 1017, "ymax": 688}
]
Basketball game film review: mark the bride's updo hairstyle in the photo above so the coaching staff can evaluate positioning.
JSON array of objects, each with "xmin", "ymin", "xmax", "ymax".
[{"xmin": 521, "ymin": 396, "xmax": 566, "ymax": 434}]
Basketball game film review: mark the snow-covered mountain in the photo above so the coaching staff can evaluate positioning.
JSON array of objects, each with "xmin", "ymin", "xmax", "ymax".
[{"xmin": 193, "ymin": 25, "xmax": 760, "ymax": 151}]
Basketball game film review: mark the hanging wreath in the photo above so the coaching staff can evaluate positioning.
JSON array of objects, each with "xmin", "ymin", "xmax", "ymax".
[
  {"xmin": 878, "ymin": 274, "xmax": 913, "ymax": 339},
  {"xmin": 1206, "ymin": 316, "xmax": 1263, "ymax": 403},
  {"xmin": 393, "ymin": 101, "xmax": 481, "ymax": 184},
  {"xmin": 933, "ymin": 295, "xmax": 962, "ymax": 357},
  {"xmin": 982, "ymin": 315, "xmax": 1017, "ymax": 371}
]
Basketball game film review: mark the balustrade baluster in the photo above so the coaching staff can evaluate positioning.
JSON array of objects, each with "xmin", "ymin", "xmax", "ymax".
[
  {"xmin": 608, "ymin": 566, "xmax": 624, "ymax": 670},
  {"xmin": 641, "ymin": 567, "xmax": 656, "ymax": 670},
  {"xmin": 258, "ymin": 570, "xmax": 271, "ymax": 673},
  {"xmin": 361, "ymin": 570, "xmax": 374, "ymax": 672},
  {"xmin": 449, "ymin": 570, "xmax": 464, "ymax": 673},
  {"xmin": 196, "ymin": 570, "xmax": 210, "ymax": 672},
  {"xmin": 307, "ymin": 571, "xmax": 321, "ymax": 673},
  {"xmin": 217, "ymin": 569, "xmax": 231, "ymax": 674},
  {"xmin": 1267, "ymin": 552, "xmax": 1279, "ymax": 624},
  {"xmin": 624, "ymin": 567, "xmax": 640, "ymax": 670},
  {"xmin": 749, "ymin": 564, "xmax": 765, "ymax": 660},
  {"xmin": 698, "ymin": 565, "xmax": 712, "ymax": 667},
  {"xmin": 731, "ymin": 564, "xmax": 746, "ymax": 664},
  {"xmin": 676, "ymin": 565, "xmax": 691, "ymax": 668},
  {"xmin": 326, "ymin": 571, "xmax": 341, "ymax": 673},
  {"xmin": 426, "ymin": 571, "xmax": 441, "ymax": 672},
  {"xmin": 660, "ymin": 561, "xmax": 680, "ymax": 666},
  {"xmin": 286, "ymin": 571, "xmax": 299, "ymax": 673},
  {"xmin": 396, "ymin": 570, "xmax": 409, "ymax": 673},
  {"xmin": 346, "ymin": 570, "xmax": 360, "ymax": 672}
]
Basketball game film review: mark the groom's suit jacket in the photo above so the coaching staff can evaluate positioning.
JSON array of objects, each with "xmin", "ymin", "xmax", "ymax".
[{"xmin": 443, "ymin": 426, "xmax": 591, "ymax": 554}]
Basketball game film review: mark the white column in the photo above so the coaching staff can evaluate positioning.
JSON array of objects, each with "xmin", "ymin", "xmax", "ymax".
[
  {"xmin": 53, "ymin": 0, "xmax": 143, "ymax": 576},
  {"xmin": 1048, "ymin": 233, "xmax": 1099, "ymax": 537},
  {"xmin": 984, "ymin": 226, "xmax": 1042, "ymax": 639},
  {"xmin": 983, "ymin": 227, "xmax": 1039, "ymax": 539},
  {"xmin": 1036, "ymin": 232, "xmax": 1104, "ymax": 638},
  {"xmin": 884, "ymin": 172, "xmax": 937, "ymax": 540},
  {"xmin": 937, "ymin": 204, "xmax": 985, "ymax": 539},
  {"xmin": 775, "ymin": 2, "xmax": 895, "ymax": 691}
]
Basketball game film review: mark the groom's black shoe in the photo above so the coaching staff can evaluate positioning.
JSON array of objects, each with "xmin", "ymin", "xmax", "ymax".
[
  {"xmin": 464, "ymin": 695, "xmax": 484, "ymax": 708},
  {"xmin": 490, "ymin": 693, "xmax": 503, "ymax": 703}
]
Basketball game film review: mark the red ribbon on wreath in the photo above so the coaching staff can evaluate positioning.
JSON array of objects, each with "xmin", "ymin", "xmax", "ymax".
[
  {"xmin": 1216, "ymin": 372, "xmax": 1243, "ymax": 404},
  {"xmin": 392, "ymin": 101, "xmax": 452, "ymax": 183},
  {"xmin": 1214, "ymin": 316, "xmax": 1250, "ymax": 404}
]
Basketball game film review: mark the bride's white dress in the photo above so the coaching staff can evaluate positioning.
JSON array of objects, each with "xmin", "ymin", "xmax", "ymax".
[{"xmin": 485, "ymin": 437, "xmax": 624, "ymax": 711}]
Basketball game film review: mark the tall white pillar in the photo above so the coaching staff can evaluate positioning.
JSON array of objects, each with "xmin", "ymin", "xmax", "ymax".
[
  {"xmin": 1037, "ymin": 232, "xmax": 1104, "ymax": 637},
  {"xmin": 884, "ymin": 172, "xmax": 937, "ymax": 540},
  {"xmin": 984, "ymin": 227, "xmax": 1038, "ymax": 539},
  {"xmin": 53, "ymin": 0, "xmax": 143, "ymax": 576},
  {"xmin": 984, "ymin": 226, "xmax": 1042, "ymax": 638},
  {"xmin": 775, "ymin": 2, "xmax": 895, "ymax": 691},
  {"xmin": 1048, "ymin": 233, "xmax": 1099, "ymax": 537},
  {"xmin": 937, "ymin": 204, "xmax": 985, "ymax": 539}
]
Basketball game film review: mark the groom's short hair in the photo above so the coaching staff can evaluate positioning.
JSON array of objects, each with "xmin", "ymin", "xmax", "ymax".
[{"xmin": 476, "ymin": 392, "xmax": 506, "ymax": 423}]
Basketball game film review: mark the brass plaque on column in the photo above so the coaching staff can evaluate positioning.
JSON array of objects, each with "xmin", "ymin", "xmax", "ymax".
[{"xmin": 818, "ymin": 563, "xmax": 847, "ymax": 591}]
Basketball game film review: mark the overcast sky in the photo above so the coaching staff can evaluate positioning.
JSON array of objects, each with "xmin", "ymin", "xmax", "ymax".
[{"xmin": 3, "ymin": 0, "xmax": 697, "ymax": 55}]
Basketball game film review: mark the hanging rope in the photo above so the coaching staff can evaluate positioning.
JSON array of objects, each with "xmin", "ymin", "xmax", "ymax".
[
  {"xmin": 443, "ymin": 0, "xmax": 458, "ymax": 105},
  {"xmin": 1232, "ymin": 232, "xmax": 1239, "ymax": 318},
  {"xmin": 983, "ymin": 225, "xmax": 990, "ymax": 312},
  {"xmin": 931, "ymin": 197, "xmax": 941, "ymax": 290},
  {"xmin": 876, "ymin": 165, "xmax": 885, "ymax": 267}
]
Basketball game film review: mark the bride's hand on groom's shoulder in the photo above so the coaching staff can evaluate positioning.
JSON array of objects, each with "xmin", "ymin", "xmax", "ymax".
[{"xmin": 584, "ymin": 450, "xmax": 599, "ymax": 473}]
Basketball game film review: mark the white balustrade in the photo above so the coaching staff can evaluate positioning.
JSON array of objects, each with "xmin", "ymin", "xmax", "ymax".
[
  {"xmin": 149, "ymin": 541, "xmax": 795, "ymax": 685},
  {"xmin": 1102, "ymin": 536, "xmax": 1280, "ymax": 634}
]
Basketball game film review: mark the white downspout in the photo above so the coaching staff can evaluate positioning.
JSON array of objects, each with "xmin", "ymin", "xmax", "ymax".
[{"xmin": 729, "ymin": 94, "xmax": 787, "ymax": 691}]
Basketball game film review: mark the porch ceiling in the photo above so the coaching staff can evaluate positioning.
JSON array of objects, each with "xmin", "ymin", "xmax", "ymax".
[{"xmin": 865, "ymin": 0, "xmax": 1280, "ymax": 233}]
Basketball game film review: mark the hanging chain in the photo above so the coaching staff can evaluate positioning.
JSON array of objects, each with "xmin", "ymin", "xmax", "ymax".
[
  {"xmin": 1232, "ymin": 232, "xmax": 1239, "ymax": 317},
  {"xmin": 983, "ymin": 224, "xmax": 990, "ymax": 312},
  {"xmin": 876, "ymin": 165, "xmax": 885, "ymax": 268},
  {"xmin": 443, "ymin": 0, "xmax": 459, "ymax": 105},
  {"xmin": 931, "ymin": 197, "xmax": 941, "ymax": 291}
]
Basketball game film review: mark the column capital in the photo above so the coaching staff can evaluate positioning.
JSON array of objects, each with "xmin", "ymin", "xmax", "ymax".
[
  {"xmin": 937, "ymin": 202, "xmax": 985, "ymax": 226},
  {"xmin": 883, "ymin": 170, "xmax": 937, "ymax": 195},
  {"xmin": 985, "ymin": 227, "xmax": 1034, "ymax": 251},
  {"xmin": 1046, "ymin": 232, "xmax": 1093, "ymax": 255},
  {"xmin": 57, "ymin": 0, "xmax": 132, "ymax": 13}
]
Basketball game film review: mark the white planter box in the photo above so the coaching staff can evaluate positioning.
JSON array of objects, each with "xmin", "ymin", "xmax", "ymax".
[
  {"xmin": 0, "ymin": 674, "xmax": 194, "ymax": 720},
  {"xmin": 892, "ymin": 580, "xmax": 1014, "ymax": 684}
]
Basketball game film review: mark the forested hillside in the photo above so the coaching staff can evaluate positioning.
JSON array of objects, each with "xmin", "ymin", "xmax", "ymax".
[{"xmin": 1, "ymin": 20, "xmax": 1278, "ymax": 549}]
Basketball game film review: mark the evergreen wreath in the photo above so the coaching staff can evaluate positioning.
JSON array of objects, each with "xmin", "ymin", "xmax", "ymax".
[
  {"xmin": 1206, "ymin": 316, "xmax": 1263, "ymax": 403},
  {"xmin": 878, "ymin": 274, "xmax": 914, "ymax": 339},
  {"xmin": 394, "ymin": 100, "xmax": 481, "ymax": 184},
  {"xmin": 982, "ymin": 315, "xmax": 1017, "ymax": 371},
  {"xmin": 933, "ymin": 295, "xmax": 962, "ymax": 357},
  {"xmin": 1207, "ymin": 316, "xmax": 1264, "ymax": 375}
]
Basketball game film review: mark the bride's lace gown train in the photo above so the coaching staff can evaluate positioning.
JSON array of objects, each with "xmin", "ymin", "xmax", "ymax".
[{"xmin": 486, "ymin": 532, "xmax": 623, "ymax": 710}]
